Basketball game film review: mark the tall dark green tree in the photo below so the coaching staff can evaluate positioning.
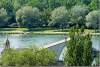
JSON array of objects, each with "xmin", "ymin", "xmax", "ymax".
[
  {"xmin": 64, "ymin": 28, "xmax": 92, "ymax": 66},
  {"xmin": 83, "ymin": 35, "xmax": 93, "ymax": 66}
]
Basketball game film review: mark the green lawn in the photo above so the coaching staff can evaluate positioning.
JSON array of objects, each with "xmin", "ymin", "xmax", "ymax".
[{"xmin": 0, "ymin": 28, "xmax": 99, "ymax": 35}]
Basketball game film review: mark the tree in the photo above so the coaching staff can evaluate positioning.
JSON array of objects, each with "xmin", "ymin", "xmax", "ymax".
[
  {"xmin": 70, "ymin": 5, "xmax": 89, "ymax": 28},
  {"xmin": 64, "ymin": 28, "xmax": 92, "ymax": 66},
  {"xmin": 49, "ymin": 6, "xmax": 69, "ymax": 28},
  {"xmin": 0, "ymin": 8, "xmax": 9, "ymax": 27},
  {"xmin": 0, "ymin": 0, "xmax": 15, "ymax": 26},
  {"xmin": 28, "ymin": 0, "xmax": 61, "ymax": 11},
  {"xmin": 40, "ymin": 9, "xmax": 51, "ymax": 27},
  {"xmin": 86, "ymin": 10, "xmax": 100, "ymax": 29},
  {"xmin": 89, "ymin": 0, "xmax": 99, "ymax": 10},
  {"xmin": 62, "ymin": 0, "xmax": 79, "ymax": 9},
  {"xmin": 13, "ymin": 0, "xmax": 30, "ymax": 11},
  {"xmin": 16, "ymin": 6, "xmax": 41, "ymax": 28},
  {"xmin": 0, "ymin": 0, "xmax": 13, "ymax": 15},
  {"xmin": 81, "ymin": 0, "xmax": 91, "ymax": 5},
  {"xmin": 83, "ymin": 35, "xmax": 93, "ymax": 66}
]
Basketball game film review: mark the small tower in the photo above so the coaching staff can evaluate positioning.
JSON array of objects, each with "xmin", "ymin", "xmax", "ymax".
[{"xmin": 4, "ymin": 38, "xmax": 10, "ymax": 49}]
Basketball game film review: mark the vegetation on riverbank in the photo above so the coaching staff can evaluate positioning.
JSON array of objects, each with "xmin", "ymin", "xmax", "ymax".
[
  {"xmin": 0, "ymin": 48, "xmax": 56, "ymax": 66},
  {"xmin": 0, "ymin": 0, "xmax": 99, "ymax": 29},
  {"xmin": 64, "ymin": 28, "xmax": 93, "ymax": 66}
]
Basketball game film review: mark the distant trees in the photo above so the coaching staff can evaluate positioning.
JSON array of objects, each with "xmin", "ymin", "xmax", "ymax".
[
  {"xmin": 86, "ymin": 10, "xmax": 100, "ymax": 29},
  {"xmin": 49, "ymin": 6, "xmax": 69, "ymax": 28},
  {"xmin": 89, "ymin": 0, "xmax": 99, "ymax": 10},
  {"xmin": 0, "ymin": 0, "xmax": 14, "ymax": 15},
  {"xmin": 70, "ymin": 5, "xmax": 89, "ymax": 28},
  {"xmin": 16, "ymin": 6, "xmax": 41, "ymax": 28},
  {"xmin": 0, "ymin": 0, "xmax": 15, "ymax": 26},
  {"xmin": 1, "ymin": 48, "xmax": 56, "ymax": 66},
  {"xmin": 0, "ymin": 0, "xmax": 99, "ymax": 29},
  {"xmin": 0, "ymin": 8, "xmax": 9, "ymax": 27},
  {"xmin": 62, "ymin": 0, "xmax": 79, "ymax": 9},
  {"xmin": 64, "ymin": 28, "xmax": 93, "ymax": 66},
  {"xmin": 81, "ymin": 0, "xmax": 91, "ymax": 5},
  {"xmin": 13, "ymin": 0, "xmax": 30, "ymax": 11}
]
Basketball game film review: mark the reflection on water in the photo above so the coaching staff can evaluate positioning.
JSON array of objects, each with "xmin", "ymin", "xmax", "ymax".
[{"xmin": 0, "ymin": 34, "xmax": 100, "ymax": 51}]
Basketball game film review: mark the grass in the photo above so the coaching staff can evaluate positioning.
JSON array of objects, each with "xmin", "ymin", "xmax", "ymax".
[
  {"xmin": 31, "ymin": 31, "xmax": 68, "ymax": 35},
  {"xmin": 0, "ymin": 28, "xmax": 69, "ymax": 32},
  {"xmin": 0, "ymin": 28, "xmax": 69, "ymax": 34},
  {"xmin": 0, "ymin": 28, "xmax": 99, "ymax": 35}
]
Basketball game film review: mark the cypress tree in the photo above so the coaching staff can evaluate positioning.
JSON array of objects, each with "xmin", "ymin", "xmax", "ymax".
[
  {"xmin": 64, "ymin": 28, "xmax": 92, "ymax": 66},
  {"xmin": 83, "ymin": 34, "xmax": 93, "ymax": 66}
]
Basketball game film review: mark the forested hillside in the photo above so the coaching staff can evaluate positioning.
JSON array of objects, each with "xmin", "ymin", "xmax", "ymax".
[{"xmin": 0, "ymin": 0, "xmax": 99, "ymax": 29}]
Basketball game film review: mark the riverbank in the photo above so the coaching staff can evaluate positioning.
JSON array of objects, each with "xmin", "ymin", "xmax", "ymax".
[
  {"xmin": 0, "ymin": 31, "xmax": 68, "ymax": 35},
  {"xmin": 0, "ymin": 28, "xmax": 99, "ymax": 35},
  {"xmin": 0, "ymin": 31, "xmax": 100, "ymax": 35},
  {"xmin": 0, "ymin": 28, "xmax": 68, "ymax": 34}
]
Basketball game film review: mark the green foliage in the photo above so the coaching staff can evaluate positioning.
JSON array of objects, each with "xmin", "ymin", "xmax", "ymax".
[
  {"xmin": 81, "ymin": 0, "xmax": 91, "ymax": 5},
  {"xmin": 83, "ymin": 34, "xmax": 93, "ymax": 65},
  {"xmin": 0, "ymin": 8, "xmax": 9, "ymax": 27},
  {"xmin": 1, "ymin": 49, "xmax": 18, "ymax": 66},
  {"xmin": 0, "ymin": 0, "xmax": 99, "ymax": 29},
  {"xmin": 70, "ymin": 5, "xmax": 89, "ymax": 28},
  {"xmin": 86, "ymin": 10, "xmax": 100, "ymax": 29},
  {"xmin": 64, "ymin": 28, "xmax": 93, "ymax": 66},
  {"xmin": 1, "ymin": 48, "xmax": 56, "ymax": 66},
  {"xmin": 16, "ymin": 6, "xmax": 41, "ymax": 28},
  {"xmin": 0, "ymin": 0, "xmax": 13, "ymax": 13},
  {"xmin": 49, "ymin": 6, "xmax": 69, "ymax": 28},
  {"xmin": 89, "ymin": 0, "xmax": 99, "ymax": 10},
  {"xmin": 62, "ymin": 0, "xmax": 79, "ymax": 9}
]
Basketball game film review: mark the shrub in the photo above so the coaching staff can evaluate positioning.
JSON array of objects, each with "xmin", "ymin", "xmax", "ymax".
[{"xmin": 1, "ymin": 48, "xmax": 56, "ymax": 66}]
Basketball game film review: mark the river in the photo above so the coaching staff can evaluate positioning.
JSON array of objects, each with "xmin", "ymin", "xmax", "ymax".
[{"xmin": 0, "ymin": 34, "xmax": 100, "ymax": 51}]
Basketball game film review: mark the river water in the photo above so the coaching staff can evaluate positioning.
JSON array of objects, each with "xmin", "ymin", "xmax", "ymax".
[{"xmin": 0, "ymin": 34, "xmax": 100, "ymax": 51}]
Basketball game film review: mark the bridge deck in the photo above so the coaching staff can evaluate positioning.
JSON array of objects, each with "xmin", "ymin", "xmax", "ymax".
[{"xmin": 42, "ymin": 38, "xmax": 70, "ymax": 49}]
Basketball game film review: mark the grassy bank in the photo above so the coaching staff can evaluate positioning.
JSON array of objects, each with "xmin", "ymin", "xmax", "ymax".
[
  {"xmin": 0, "ymin": 28, "xmax": 69, "ymax": 34},
  {"xmin": 0, "ymin": 28, "xmax": 99, "ymax": 35},
  {"xmin": 0, "ymin": 28, "xmax": 69, "ymax": 32},
  {"xmin": 0, "ymin": 31, "xmax": 68, "ymax": 35},
  {"xmin": 0, "ymin": 28, "xmax": 29, "ymax": 31}
]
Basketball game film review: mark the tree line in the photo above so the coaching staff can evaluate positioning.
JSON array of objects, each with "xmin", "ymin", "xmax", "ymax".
[{"xmin": 0, "ymin": 0, "xmax": 99, "ymax": 29}]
